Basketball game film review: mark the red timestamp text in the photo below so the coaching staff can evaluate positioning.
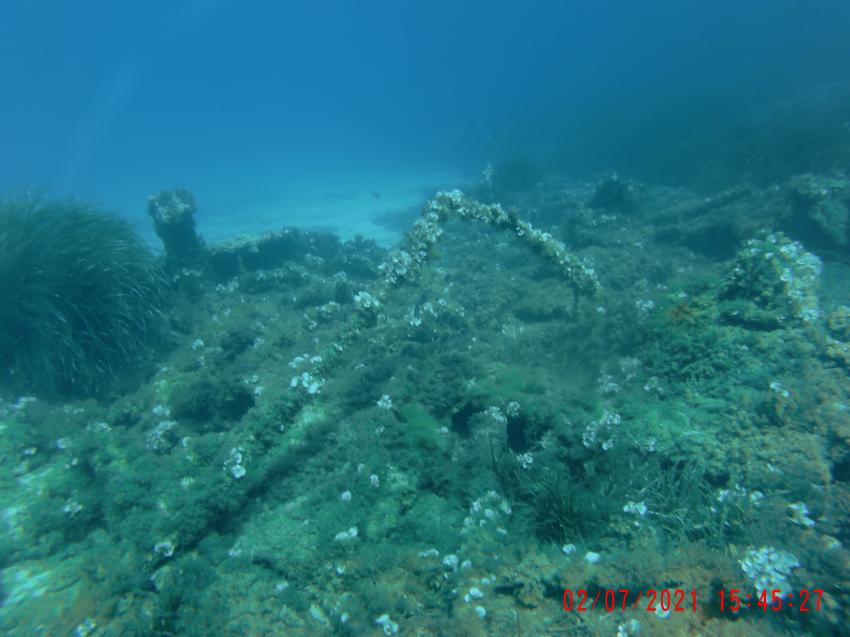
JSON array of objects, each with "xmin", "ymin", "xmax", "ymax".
[
  {"xmin": 718, "ymin": 588, "xmax": 824, "ymax": 613},
  {"xmin": 563, "ymin": 588, "xmax": 698, "ymax": 613}
]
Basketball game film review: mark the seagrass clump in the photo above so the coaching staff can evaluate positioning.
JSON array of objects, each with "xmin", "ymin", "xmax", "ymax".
[{"xmin": 0, "ymin": 195, "xmax": 167, "ymax": 397}]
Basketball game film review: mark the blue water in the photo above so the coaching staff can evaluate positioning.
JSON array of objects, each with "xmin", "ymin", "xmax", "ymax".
[{"xmin": 3, "ymin": 1, "xmax": 849, "ymax": 241}]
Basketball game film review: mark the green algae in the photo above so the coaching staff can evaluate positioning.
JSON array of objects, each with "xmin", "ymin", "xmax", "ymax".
[{"xmin": 1, "ymin": 179, "xmax": 850, "ymax": 636}]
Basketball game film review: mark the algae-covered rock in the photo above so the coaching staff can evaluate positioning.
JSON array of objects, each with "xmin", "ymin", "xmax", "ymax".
[
  {"xmin": 788, "ymin": 173, "xmax": 850, "ymax": 248},
  {"xmin": 170, "ymin": 372, "xmax": 255, "ymax": 431},
  {"xmin": 721, "ymin": 232, "xmax": 822, "ymax": 325},
  {"xmin": 587, "ymin": 171, "xmax": 643, "ymax": 214},
  {"xmin": 828, "ymin": 306, "xmax": 850, "ymax": 341},
  {"xmin": 148, "ymin": 188, "xmax": 205, "ymax": 268}
]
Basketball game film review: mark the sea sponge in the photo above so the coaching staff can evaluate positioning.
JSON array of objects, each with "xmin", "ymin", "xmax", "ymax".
[{"xmin": 0, "ymin": 194, "xmax": 167, "ymax": 397}]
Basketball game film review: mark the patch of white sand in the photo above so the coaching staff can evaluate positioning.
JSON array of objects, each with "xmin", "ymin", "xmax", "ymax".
[{"xmin": 195, "ymin": 172, "xmax": 467, "ymax": 248}]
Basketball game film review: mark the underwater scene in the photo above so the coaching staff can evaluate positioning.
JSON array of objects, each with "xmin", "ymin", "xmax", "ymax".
[{"xmin": 3, "ymin": 2, "xmax": 850, "ymax": 636}]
